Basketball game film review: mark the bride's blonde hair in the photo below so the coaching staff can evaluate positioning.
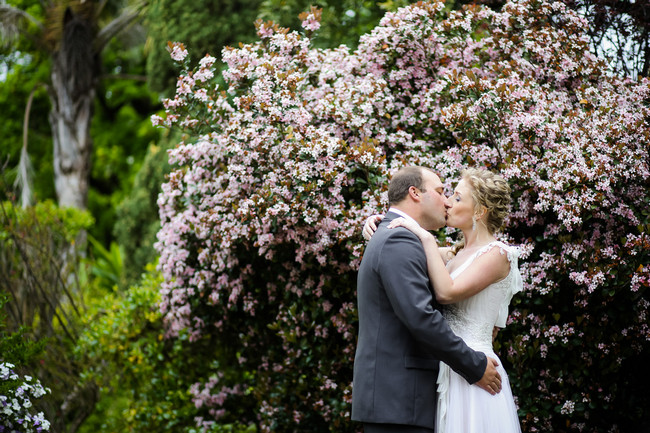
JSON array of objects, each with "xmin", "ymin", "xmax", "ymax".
[{"xmin": 451, "ymin": 168, "xmax": 512, "ymax": 255}]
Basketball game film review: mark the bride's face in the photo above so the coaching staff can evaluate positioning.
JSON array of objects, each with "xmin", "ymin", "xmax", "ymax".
[{"xmin": 445, "ymin": 179, "xmax": 476, "ymax": 230}]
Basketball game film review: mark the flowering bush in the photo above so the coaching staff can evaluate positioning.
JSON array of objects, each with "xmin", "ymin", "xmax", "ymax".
[
  {"xmin": 154, "ymin": 1, "xmax": 649, "ymax": 431},
  {"xmin": 0, "ymin": 290, "xmax": 50, "ymax": 433},
  {"xmin": 0, "ymin": 363, "xmax": 50, "ymax": 432}
]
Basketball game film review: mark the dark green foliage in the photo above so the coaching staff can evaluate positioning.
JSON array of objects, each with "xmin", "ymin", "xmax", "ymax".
[
  {"xmin": 0, "ymin": 292, "xmax": 46, "ymax": 367},
  {"xmin": 258, "ymin": 0, "xmax": 413, "ymax": 49},
  {"xmin": 0, "ymin": 58, "xmax": 55, "ymax": 203},
  {"xmin": 87, "ymin": 234, "xmax": 126, "ymax": 292},
  {"xmin": 0, "ymin": 291, "xmax": 48, "ymax": 418},
  {"xmin": 112, "ymin": 139, "xmax": 173, "ymax": 285},
  {"xmin": 89, "ymin": 41, "xmax": 162, "ymax": 246},
  {"xmin": 145, "ymin": 0, "xmax": 263, "ymax": 95}
]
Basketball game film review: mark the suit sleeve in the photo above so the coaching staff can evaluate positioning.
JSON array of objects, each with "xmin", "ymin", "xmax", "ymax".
[{"xmin": 377, "ymin": 227, "xmax": 487, "ymax": 384}]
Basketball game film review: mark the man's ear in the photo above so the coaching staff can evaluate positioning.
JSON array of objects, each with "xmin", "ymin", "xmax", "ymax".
[{"xmin": 408, "ymin": 186, "xmax": 421, "ymax": 202}]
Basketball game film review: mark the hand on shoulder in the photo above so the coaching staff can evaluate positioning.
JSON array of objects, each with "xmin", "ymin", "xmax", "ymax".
[{"xmin": 362, "ymin": 214, "xmax": 384, "ymax": 241}]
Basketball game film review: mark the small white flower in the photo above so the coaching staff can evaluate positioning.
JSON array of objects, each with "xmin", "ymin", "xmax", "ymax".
[
  {"xmin": 1, "ymin": 368, "xmax": 51, "ymax": 430},
  {"xmin": 560, "ymin": 400, "xmax": 575, "ymax": 415}
]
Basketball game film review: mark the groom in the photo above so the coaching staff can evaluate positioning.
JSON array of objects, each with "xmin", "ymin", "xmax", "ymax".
[{"xmin": 352, "ymin": 166, "xmax": 502, "ymax": 433}]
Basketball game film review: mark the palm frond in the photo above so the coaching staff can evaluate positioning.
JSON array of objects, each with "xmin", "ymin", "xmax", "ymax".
[{"xmin": 0, "ymin": 3, "xmax": 42, "ymax": 45}]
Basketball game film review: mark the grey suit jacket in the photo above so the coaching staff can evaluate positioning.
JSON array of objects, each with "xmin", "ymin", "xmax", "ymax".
[{"xmin": 351, "ymin": 211, "xmax": 487, "ymax": 429}]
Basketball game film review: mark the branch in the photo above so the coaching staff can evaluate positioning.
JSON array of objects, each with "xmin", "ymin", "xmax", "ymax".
[
  {"xmin": 94, "ymin": 1, "xmax": 147, "ymax": 53},
  {"xmin": 642, "ymin": 31, "xmax": 650, "ymax": 78},
  {"xmin": 17, "ymin": 83, "xmax": 48, "ymax": 208}
]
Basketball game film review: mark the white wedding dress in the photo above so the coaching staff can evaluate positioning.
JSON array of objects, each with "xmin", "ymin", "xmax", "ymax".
[{"xmin": 436, "ymin": 241, "xmax": 523, "ymax": 433}]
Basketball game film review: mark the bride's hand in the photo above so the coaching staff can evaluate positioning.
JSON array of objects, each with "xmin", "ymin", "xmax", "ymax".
[
  {"xmin": 362, "ymin": 214, "xmax": 384, "ymax": 241},
  {"xmin": 387, "ymin": 216, "xmax": 417, "ymax": 231},
  {"xmin": 387, "ymin": 217, "xmax": 436, "ymax": 244}
]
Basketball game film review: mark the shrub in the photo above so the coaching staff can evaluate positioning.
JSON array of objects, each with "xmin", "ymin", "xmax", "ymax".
[
  {"xmin": 75, "ymin": 265, "xmax": 256, "ymax": 432},
  {"xmin": 153, "ymin": 1, "xmax": 650, "ymax": 431},
  {"xmin": 0, "ymin": 292, "xmax": 51, "ymax": 433},
  {"xmin": 0, "ymin": 362, "xmax": 51, "ymax": 432},
  {"xmin": 0, "ymin": 199, "xmax": 97, "ymax": 431}
]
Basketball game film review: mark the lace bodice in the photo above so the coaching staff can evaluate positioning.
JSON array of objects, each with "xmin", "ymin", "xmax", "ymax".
[{"xmin": 444, "ymin": 241, "xmax": 523, "ymax": 352}]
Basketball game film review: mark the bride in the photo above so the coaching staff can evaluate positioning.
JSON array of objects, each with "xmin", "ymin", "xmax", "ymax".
[{"xmin": 363, "ymin": 168, "xmax": 522, "ymax": 433}]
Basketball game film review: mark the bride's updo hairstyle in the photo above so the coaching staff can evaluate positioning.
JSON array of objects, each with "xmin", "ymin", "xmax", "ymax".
[
  {"xmin": 451, "ymin": 168, "xmax": 511, "ymax": 255},
  {"xmin": 464, "ymin": 167, "xmax": 511, "ymax": 235}
]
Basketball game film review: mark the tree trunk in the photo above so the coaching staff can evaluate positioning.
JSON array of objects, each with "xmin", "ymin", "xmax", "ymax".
[
  {"xmin": 49, "ymin": 7, "xmax": 97, "ymax": 209},
  {"xmin": 47, "ymin": 13, "xmax": 99, "ymax": 428}
]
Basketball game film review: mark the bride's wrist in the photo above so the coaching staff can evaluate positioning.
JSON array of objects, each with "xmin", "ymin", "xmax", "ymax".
[{"xmin": 418, "ymin": 229, "xmax": 437, "ymax": 244}]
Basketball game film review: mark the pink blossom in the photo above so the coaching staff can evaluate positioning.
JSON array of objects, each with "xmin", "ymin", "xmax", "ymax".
[{"xmin": 168, "ymin": 42, "xmax": 188, "ymax": 62}]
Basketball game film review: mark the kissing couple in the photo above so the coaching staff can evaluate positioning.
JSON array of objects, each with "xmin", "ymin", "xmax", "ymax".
[{"xmin": 352, "ymin": 166, "xmax": 523, "ymax": 433}]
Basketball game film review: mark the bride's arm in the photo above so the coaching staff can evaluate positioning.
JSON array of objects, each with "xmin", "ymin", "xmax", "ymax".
[
  {"xmin": 437, "ymin": 246, "xmax": 453, "ymax": 264},
  {"xmin": 386, "ymin": 218, "xmax": 455, "ymax": 303},
  {"xmin": 387, "ymin": 218, "xmax": 509, "ymax": 304}
]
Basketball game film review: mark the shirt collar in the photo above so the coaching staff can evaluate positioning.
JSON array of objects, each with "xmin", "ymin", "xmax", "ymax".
[{"xmin": 388, "ymin": 207, "xmax": 420, "ymax": 226}]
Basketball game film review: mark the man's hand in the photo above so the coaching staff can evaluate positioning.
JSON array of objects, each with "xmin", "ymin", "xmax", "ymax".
[{"xmin": 476, "ymin": 357, "xmax": 502, "ymax": 395}]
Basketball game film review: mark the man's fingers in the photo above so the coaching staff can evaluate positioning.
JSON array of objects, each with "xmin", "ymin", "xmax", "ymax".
[{"xmin": 494, "ymin": 376, "xmax": 502, "ymax": 393}]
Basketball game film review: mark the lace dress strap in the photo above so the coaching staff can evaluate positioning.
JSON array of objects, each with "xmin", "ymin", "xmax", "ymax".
[
  {"xmin": 448, "ymin": 241, "xmax": 524, "ymax": 327},
  {"xmin": 491, "ymin": 242, "xmax": 524, "ymax": 327},
  {"xmin": 449, "ymin": 241, "xmax": 503, "ymax": 279}
]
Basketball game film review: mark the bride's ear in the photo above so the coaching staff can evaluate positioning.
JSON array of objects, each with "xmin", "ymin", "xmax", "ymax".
[{"xmin": 475, "ymin": 206, "xmax": 488, "ymax": 221}]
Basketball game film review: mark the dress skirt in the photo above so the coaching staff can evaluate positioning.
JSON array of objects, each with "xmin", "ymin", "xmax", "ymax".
[{"xmin": 436, "ymin": 350, "xmax": 522, "ymax": 433}]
